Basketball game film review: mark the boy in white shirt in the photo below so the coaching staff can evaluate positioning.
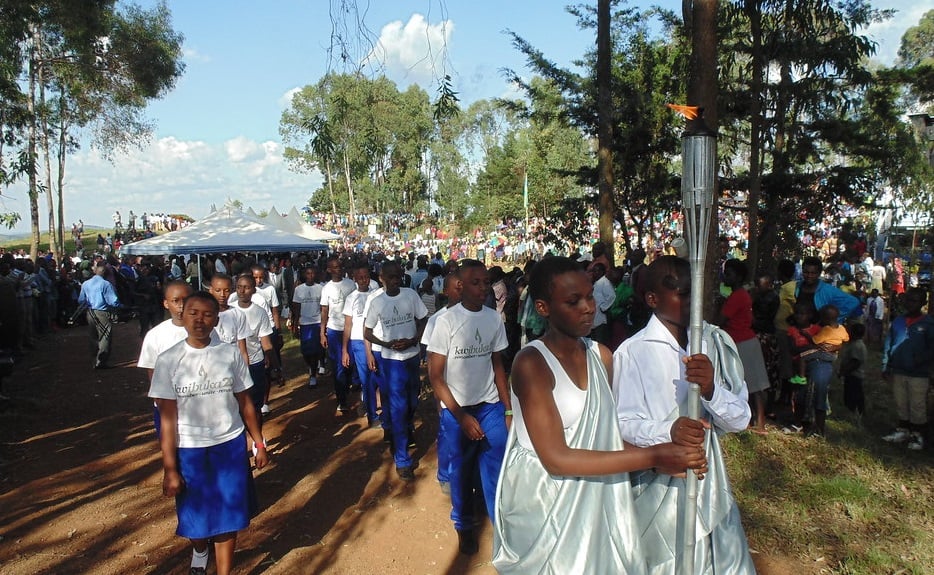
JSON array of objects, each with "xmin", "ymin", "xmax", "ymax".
[
  {"xmin": 320, "ymin": 256, "xmax": 357, "ymax": 413},
  {"xmin": 234, "ymin": 274, "xmax": 280, "ymax": 419},
  {"xmin": 208, "ymin": 274, "xmax": 250, "ymax": 365},
  {"xmin": 427, "ymin": 260, "xmax": 509, "ymax": 554},
  {"xmin": 342, "ymin": 264, "xmax": 378, "ymax": 426},
  {"xmin": 137, "ymin": 280, "xmax": 193, "ymax": 438},
  {"xmin": 364, "ymin": 260, "xmax": 428, "ymax": 481},
  {"xmin": 290, "ymin": 267, "xmax": 324, "ymax": 387}
]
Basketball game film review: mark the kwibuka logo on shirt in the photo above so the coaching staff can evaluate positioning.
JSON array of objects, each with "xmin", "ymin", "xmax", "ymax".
[
  {"xmin": 453, "ymin": 328, "xmax": 493, "ymax": 358},
  {"xmin": 381, "ymin": 305, "xmax": 414, "ymax": 328}
]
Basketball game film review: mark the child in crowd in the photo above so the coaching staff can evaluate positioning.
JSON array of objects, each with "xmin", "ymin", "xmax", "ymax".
[
  {"xmin": 364, "ymin": 260, "xmax": 428, "ymax": 481},
  {"xmin": 881, "ymin": 288, "xmax": 934, "ymax": 451},
  {"xmin": 290, "ymin": 266, "xmax": 323, "ymax": 388},
  {"xmin": 838, "ymin": 323, "xmax": 866, "ymax": 418},
  {"xmin": 320, "ymin": 256, "xmax": 357, "ymax": 414},
  {"xmin": 789, "ymin": 304, "xmax": 846, "ymax": 437},
  {"xmin": 150, "ymin": 291, "xmax": 268, "ymax": 575},
  {"xmin": 784, "ymin": 301, "xmax": 819, "ymax": 433},
  {"xmin": 137, "ymin": 280, "xmax": 194, "ymax": 438},
  {"xmin": 234, "ymin": 274, "xmax": 280, "ymax": 421},
  {"xmin": 342, "ymin": 264, "xmax": 379, "ymax": 427}
]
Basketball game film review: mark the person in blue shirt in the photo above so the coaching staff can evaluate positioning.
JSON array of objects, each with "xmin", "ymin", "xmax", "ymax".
[
  {"xmin": 78, "ymin": 262, "xmax": 121, "ymax": 369},
  {"xmin": 795, "ymin": 256, "xmax": 861, "ymax": 323},
  {"xmin": 880, "ymin": 288, "xmax": 934, "ymax": 451}
]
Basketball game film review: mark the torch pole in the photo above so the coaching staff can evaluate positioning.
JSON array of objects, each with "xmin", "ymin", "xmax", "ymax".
[{"xmin": 679, "ymin": 129, "xmax": 716, "ymax": 575}]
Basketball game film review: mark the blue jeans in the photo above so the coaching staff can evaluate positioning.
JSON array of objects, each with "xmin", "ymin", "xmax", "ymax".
[
  {"xmin": 439, "ymin": 402, "xmax": 507, "ymax": 530},
  {"xmin": 348, "ymin": 339, "xmax": 377, "ymax": 421},
  {"xmin": 806, "ymin": 357, "xmax": 834, "ymax": 412},
  {"xmin": 383, "ymin": 355, "xmax": 420, "ymax": 468},
  {"xmin": 326, "ymin": 328, "xmax": 349, "ymax": 407}
]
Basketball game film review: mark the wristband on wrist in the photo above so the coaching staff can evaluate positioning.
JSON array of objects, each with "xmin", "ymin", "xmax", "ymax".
[
  {"xmin": 255, "ymin": 441, "xmax": 266, "ymax": 450},
  {"xmin": 504, "ymin": 410, "xmax": 514, "ymax": 416}
]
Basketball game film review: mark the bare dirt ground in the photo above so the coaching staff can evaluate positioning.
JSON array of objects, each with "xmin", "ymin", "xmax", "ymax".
[{"xmin": 0, "ymin": 320, "xmax": 798, "ymax": 575}]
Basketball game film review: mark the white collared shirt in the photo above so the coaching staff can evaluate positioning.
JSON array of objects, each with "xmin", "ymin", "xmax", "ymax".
[{"xmin": 612, "ymin": 315, "xmax": 750, "ymax": 447}]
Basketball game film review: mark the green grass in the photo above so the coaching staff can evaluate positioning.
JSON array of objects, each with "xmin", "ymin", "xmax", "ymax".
[
  {"xmin": 0, "ymin": 226, "xmax": 112, "ymax": 255},
  {"xmin": 723, "ymin": 347, "xmax": 934, "ymax": 574}
]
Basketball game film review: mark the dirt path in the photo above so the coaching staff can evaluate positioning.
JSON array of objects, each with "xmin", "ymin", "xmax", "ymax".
[{"xmin": 0, "ymin": 321, "xmax": 796, "ymax": 574}]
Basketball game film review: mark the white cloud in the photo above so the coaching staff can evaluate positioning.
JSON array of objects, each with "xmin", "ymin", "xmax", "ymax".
[
  {"xmin": 183, "ymin": 47, "xmax": 212, "ymax": 64},
  {"xmin": 7, "ymin": 136, "xmax": 322, "ymax": 232},
  {"xmin": 225, "ymin": 136, "xmax": 264, "ymax": 163},
  {"xmin": 362, "ymin": 13, "xmax": 453, "ymax": 86},
  {"xmin": 279, "ymin": 87, "xmax": 302, "ymax": 109}
]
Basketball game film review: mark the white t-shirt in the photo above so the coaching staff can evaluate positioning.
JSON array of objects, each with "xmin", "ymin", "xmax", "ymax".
[
  {"xmin": 227, "ymin": 292, "xmax": 270, "ymax": 319},
  {"xmin": 427, "ymin": 304, "xmax": 507, "ymax": 407},
  {"xmin": 137, "ymin": 319, "xmax": 188, "ymax": 370},
  {"xmin": 237, "ymin": 302, "xmax": 273, "ymax": 364},
  {"xmin": 214, "ymin": 306, "xmax": 250, "ymax": 347},
  {"xmin": 420, "ymin": 305, "xmax": 451, "ymax": 346},
  {"xmin": 148, "ymin": 338, "xmax": 253, "ymax": 448},
  {"xmin": 364, "ymin": 289, "xmax": 428, "ymax": 361},
  {"xmin": 254, "ymin": 283, "xmax": 280, "ymax": 325},
  {"xmin": 292, "ymin": 282, "xmax": 323, "ymax": 325},
  {"xmin": 362, "ymin": 287, "xmax": 384, "ymax": 352},
  {"xmin": 342, "ymin": 289, "xmax": 371, "ymax": 341},
  {"xmin": 321, "ymin": 277, "xmax": 356, "ymax": 331}
]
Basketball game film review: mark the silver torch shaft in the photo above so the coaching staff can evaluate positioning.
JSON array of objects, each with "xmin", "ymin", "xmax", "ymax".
[{"xmin": 679, "ymin": 130, "xmax": 716, "ymax": 575}]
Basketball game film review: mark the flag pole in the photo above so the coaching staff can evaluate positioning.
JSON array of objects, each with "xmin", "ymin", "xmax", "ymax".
[{"xmin": 679, "ymin": 115, "xmax": 716, "ymax": 575}]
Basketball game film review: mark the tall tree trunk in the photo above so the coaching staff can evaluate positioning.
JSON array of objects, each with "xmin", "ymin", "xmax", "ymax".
[
  {"xmin": 685, "ymin": 0, "xmax": 720, "ymax": 320},
  {"xmin": 341, "ymin": 149, "xmax": 356, "ymax": 224},
  {"xmin": 27, "ymin": 27, "xmax": 40, "ymax": 261},
  {"xmin": 56, "ymin": 93, "xmax": 68, "ymax": 262},
  {"xmin": 39, "ymin": 54, "xmax": 59, "ymax": 261},
  {"xmin": 596, "ymin": 0, "xmax": 616, "ymax": 264},
  {"xmin": 745, "ymin": 0, "xmax": 763, "ymax": 274}
]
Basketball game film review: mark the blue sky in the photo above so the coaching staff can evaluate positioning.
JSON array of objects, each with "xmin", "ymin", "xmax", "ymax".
[{"xmin": 3, "ymin": 0, "xmax": 925, "ymax": 233}]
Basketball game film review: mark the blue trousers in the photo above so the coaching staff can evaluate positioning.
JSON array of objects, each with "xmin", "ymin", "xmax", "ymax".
[
  {"xmin": 373, "ymin": 351, "xmax": 390, "ymax": 430},
  {"xmin": 326, "ymin": 328, "xmax": 350, "ymax": 407},
  {"xmin": 248, "ymin": 361, "xmax": 267, "ymax": 423},
  {"xmin": 383, "ymin": 355, "xmax": 420, "ymax": 468},
  {"xmin": 439, "ymin": 402, "xmax": 507, "ymax": 530},
  {"xmin": 348, "ymin": 339, "xmax": 377, "ymax": 421}
]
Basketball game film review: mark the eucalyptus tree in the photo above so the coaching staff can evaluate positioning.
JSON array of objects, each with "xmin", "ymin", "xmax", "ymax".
[
  {"xmin": 281, "ymin": 73, "xmax": 434, "ymax": 222},
  {"xmin": 2, "ymin": 0, "xmax": 183, "ymax": 259}
]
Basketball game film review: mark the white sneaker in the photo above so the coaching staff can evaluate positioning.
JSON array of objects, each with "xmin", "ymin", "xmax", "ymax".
[
  {"xmin": 318, "ymin": 365, "xmax": 326, "ymax": 375},
  {"xmin": 882, "ymin": 429, "xmax": 910, "ymax": 443},
  {"xmin": 260, "ymin": 404, "xmax": 271, "ymax": 414},
  {"xmin": 308, "ymin": 376, "xmax": 318, "ymax": 388},
  {"xmin": 907, "ymin": 434, "xmax": 924, "ymax": 451}
]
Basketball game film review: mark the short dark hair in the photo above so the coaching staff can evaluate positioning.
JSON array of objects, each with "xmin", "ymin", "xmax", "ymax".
[
  {"xmin": 645, "ymin": 255, "xmax": 691, "ymax": 293},
  {"xmin": 528, "ymin": 256, "xmax": 581, "ymax": 302},
  {"xmin": 184, "ymin": 290, "xmax": 219, "ymax": 313},
  {"xmin": 211, "ymin": 273, "xmax": 232, "ymax": 286},
  {"xmin": 723, "ymin": 258, "xmax": 748, "ymax": 282},
  {"xmin": 802, "ymin": 256, "xmax": 822, "ymax": 270}
]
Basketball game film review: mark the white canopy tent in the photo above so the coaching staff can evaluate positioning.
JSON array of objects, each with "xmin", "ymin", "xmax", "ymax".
[
  {"xmin": 120, "ymin": 207, "xmax": 329, "ymax": 256},
  {"xmin": 254, "ymin": 205, "xmax": 340, "ymax": 241}
]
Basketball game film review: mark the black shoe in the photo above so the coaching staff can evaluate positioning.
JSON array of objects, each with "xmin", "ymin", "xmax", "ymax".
[
  {"xmin": 397, "ymin": 466, "xmax": 415, "ymax": 482},
  {"xmin": 189, "ymin": 568, "xmax": 207, "ymax": 575},
  {"xmin": 457, "ymin": 529, "xmax": 478, "ymax": 555}
]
